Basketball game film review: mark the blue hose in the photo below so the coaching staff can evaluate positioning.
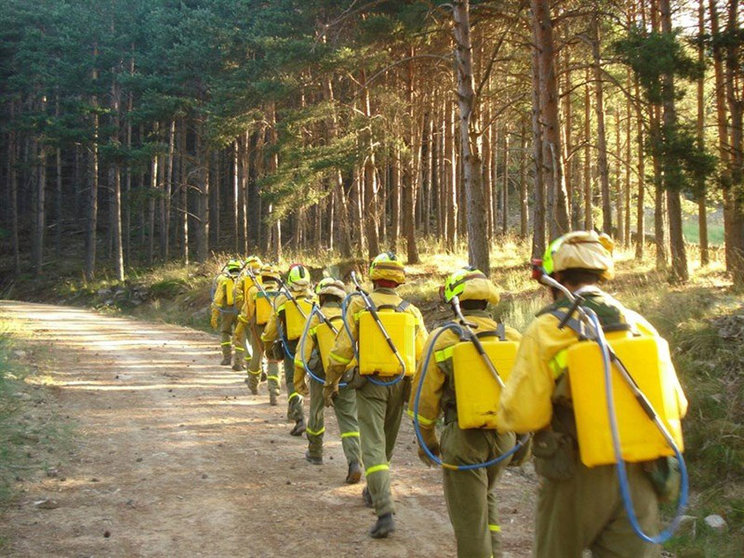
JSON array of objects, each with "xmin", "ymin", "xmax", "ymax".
[
  {"xmin": 340, "ymin": 292, "xmax": 406, "ymax": 386},
  {"xmin": 412, "ymin": 323, "xmax": 524, "ymax": 471},
  {"xmin": 588, "ymin": 310, "xmax": 689, "ymax": 544}
]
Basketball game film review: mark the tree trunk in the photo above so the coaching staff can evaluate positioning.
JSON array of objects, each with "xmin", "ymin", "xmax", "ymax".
[
  {"xmin": 635, "ymin": 73, "xmax": 646, "ymax": 259},
  {"xmin": 361, "ymin": 71, "xmax": 381, "ymax": 259},
  {"xmin": 405, "ymin": 53, "xmax": 420, "ymax": 264},
  {"xmin": 660, "ymin": 0, "xmax": 688, "ymax": 281},
  {"xmin": 533, "ymin": 0, "xmax": 569, "ymax": 238},
  {"xmin": 446, "ymin": 98, "xmax": 458, "ymax": 252},
  {"xmin": 724, "ymin": 0, "xmax": 744, "ymax": 279},
  {"xmin": 194, "ymin": 125, "xmax": 209, "ymax": 262},
  {"xmin": 697, "ymin": 0, "xmax": 709, "ymax": 266},
  {"xmin": 84, "ymin": 43, "xmax": 99, "ymax": 281},
  {"xmin": 531, "ymin": 20, "xmax": 546, "ymax": 256},
  {"xmin": 584, "ymin": 67, "xmax": 593, "ymax": 231},
  {"xmin": 110, "ymin": 74, "xmax": 124, "ymax": 281},
  {"xmin": 520, "ymin": 116, "xmax": 529, "ymax": 237},
  {"xmin": 453, "ymin": 0, "xmax": 489, "ymax": 272},
  {"xmin": 592, "ymin": 14, "xmax": 612, "ymax": 235},
  {"xmin": 9, "ymin": 102, "xmax": 20, "ymax": 274}
]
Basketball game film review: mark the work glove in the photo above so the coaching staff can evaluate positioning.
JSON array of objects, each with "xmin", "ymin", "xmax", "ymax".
[
  {"xmin": 296, "ymin": 376, "xmax": 309, "ymax": 397},
  {"xmin": 509, "ymin": 433, "xmax": 533, "ymax": 467},
  {"xmin": 417, "ymin": 427, "xmax": 440, "ymax": 468},
  {"xmin": 210, "ymin": 309, "xmax": 219, "ymax": 330},
  {"xmin": 323, "ymin": 383, "xmax": 338, "ymax": 407}
]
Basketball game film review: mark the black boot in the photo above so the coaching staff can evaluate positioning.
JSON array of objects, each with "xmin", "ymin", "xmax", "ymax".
[
  {"xmin": 345, "ymin": 461, "xmax": 362, "ymax": 484},
  {"xmin": 290, "ymin": 418, "xmax": 306, "ymax": 436},
  {"xmin": 305, "ymin": 451, "xmax": 322, "ymax": 465},
  {"xmin": 369, "ymin": 513, "xmax": 395, "ymax": 539}
]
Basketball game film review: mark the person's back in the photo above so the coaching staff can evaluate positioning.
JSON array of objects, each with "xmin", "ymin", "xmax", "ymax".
[
  {"xmin": 324, "ymin": 253, "xmax": 427, "ymax": 539},
  {"xmin": 497, "ymin": 231, "xmax": 688, "ymax": 558}
]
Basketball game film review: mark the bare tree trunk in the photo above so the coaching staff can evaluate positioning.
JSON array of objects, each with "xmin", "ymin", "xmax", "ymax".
[
  {"xmin": 55, "ymin": 94, "xmax": 63, "ymax": 255},
  {"xmin": 180, "ymin": 121, "xmax": 189, "ymax": 265},
  {"xmin": 9, "ymin": 102, "xmax": 20, "ymax": 274},
  {"xmin": 453, "ymin": 0, "xmax": 489, "ymax": 272},
  {"xmin": 615, "ymin": 111, "xmax": 625, "ymax": 245},
  {"xmin": 110, "ymin": 73, "xmax": 124, "ymax": 281},
  {"xmin": 711, "ymin": 0, "xmax": 736, "ymax": 273},
  {"xmin": 194, "ymin": 125, "xmax": 209, "ymax": 262},
  {"xmin": 233, "ymin": 139, "xmax": 240, "ymax": 253},
  {"xmin": 405, "ymin": 53, "xmax": 420, "ymax": 264},
  {"xmin": 697, "ymin": 0, "xmax": 709, "ymax": 266},
  {"xmin": 502, "ymin": 129, "xmax": 509, "ymax": 234},
  {"xmin": 84, "ymin": 43, "xmax": 99, "ymax": 281},
  {"xmin": 724, "ymin": 0, "xmax": 744, "ymax": 279},
  {"xmin": 584, "ymin": 67, "xmax": 593, "ymax": 231},
  {"xmin": 635, "ymin": 71, "xmax": 646, "ymax": 258},
  {"xmin": 31, "ymin": 106, "xmax": 46, "ymax": 277},
  {"xmin": 362, "ymin": 70, "xmax": 380, "ymax": 259},
  {"xmin": 531, "ymin": 22, "xmax": 546, "ymax": 256},
  {"xmin": 660, "ymin": 0, "xmax": 688, "ymax": 281},
  {"xmin": 591, "ymin": 14, "xmax": 612, "ymax": 235},
  {"xmin": 446, "ymin": 98, "xmax": 458, "ymax": 251},
  {"xmin": 520, "ymin": 116, "xmax": 529, "ymax": 237},
  {"xmin": 533, "ymin": 0, "xmax": 569, "ymax": 238}
]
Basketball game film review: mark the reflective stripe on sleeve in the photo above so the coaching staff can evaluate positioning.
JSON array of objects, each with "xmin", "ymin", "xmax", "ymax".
[
  {"xmin": 435, "ymin": 346, "xmax": 454, "ymax": 362},
  {"xmin": 406, "ymin": 408, "xmax": 436, "ymax": 426},
  {"xmin": 329, "ymin": 352, "xmax": 352, "ymax": 365},
  {"xmin": 365, "ymin": 463, "xmax": 390, "ymax": 475},
  {"xmin": 549, "ymin": 349, "xmax": 568, "ymax": 379}
]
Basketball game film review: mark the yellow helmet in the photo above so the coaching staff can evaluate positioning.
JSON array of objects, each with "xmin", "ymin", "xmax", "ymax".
[
  {"xmin": 542, "ymin": 231, "xmax": 615, "ymax": 280},
  {"xmin": 315, "ymin": 277, "xmax": 346, "ymax": 300},
  {"xmin": 287, "ymin": 263, "xmax": 311, "ymax": 289},
  {"xmin": 443, "ymin": 268, "xmax": 500, "ymax": 305},
  {"xmin": 244, "ymin": 255, "xmax": 262, "ymax": 271},
  {"xmin": 226, "ymin": 259, "xmax": 242, "ymax": 275},
  {"xmin": 259, "ymin": 264, "xmax": 281, "ymax": 282},
  {"xmin": 369, "ymin": 252, "xmax": 406, "ymax": 284}
]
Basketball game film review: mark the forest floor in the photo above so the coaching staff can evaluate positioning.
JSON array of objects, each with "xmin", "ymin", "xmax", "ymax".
[{"xmin": 0, "ymin": 300, "xmax": 535, "ymax": 558}]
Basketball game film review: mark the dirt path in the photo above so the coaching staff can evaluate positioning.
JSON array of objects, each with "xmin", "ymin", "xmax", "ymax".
[{"xmin": 0, "ymin": 300, "xmax": 535, "ymax": 557}]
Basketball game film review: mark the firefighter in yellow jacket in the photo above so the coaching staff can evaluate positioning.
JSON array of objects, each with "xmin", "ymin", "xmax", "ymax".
[
  {"xmin": 293, "ymin": 277, "xmax": 363, "ymax": 484},
  {"xmin": 241, "ymin": 264, "xmax": 282, "ymax": 404},
  {"xmin": 262, "ymin": 264, "xmax": 316, "ymax": 436},
  {"xmin": 496, "ymin": 231, "xmax": 688, "ymax": 558},
  {"xmin": 232, "ymin": 255, "xmax": 263, "ymax": 371},
  {"xmin": 409, "ymin": 269, "xmax": 519, "ymax": 558},
  {"xmin": 324, "ymin": 253, "xmax": 428, "ymax": 539},
  {"xmin": 211, "ymin": 259, "xmax": 242, "ymax": 365}
]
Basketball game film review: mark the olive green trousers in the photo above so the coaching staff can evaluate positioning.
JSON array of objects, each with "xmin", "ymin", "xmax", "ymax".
[
  {"xmin": 440, "ymin": 424, "xmax": 516, "ymax": 558},
  {"xmin": 307, "ymin": 379, "xmax": 362, "ymax": 468},
  {"xmin": 356, "ymin": 378, "xmax": 408, "ymax": 517},
  {"xmin": 534, "ymin": 460, "xmax": 660, "ymax": 558}
]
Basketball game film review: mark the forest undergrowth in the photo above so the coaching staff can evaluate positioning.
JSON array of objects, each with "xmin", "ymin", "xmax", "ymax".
[{"xmin": 0, "ymin": 238, "xmax": 742, "ymax": 556}]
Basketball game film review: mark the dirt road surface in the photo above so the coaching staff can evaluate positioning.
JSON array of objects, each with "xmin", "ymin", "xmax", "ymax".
[{"xmin": 0, "ymin": 301, "xmax": 535, "ymax": 557}]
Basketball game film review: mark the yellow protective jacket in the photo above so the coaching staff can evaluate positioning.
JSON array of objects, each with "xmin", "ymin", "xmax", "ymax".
[
  {"xmin": 234, "ymin": 272, "xmax": 261, "ymax": 310},
  {"xmin": 239, "ymin": 279, "xmax": 278, "ymax": 326},
  {"xmin": 212, "ymin": 274, "xmax": 239, "ymax": 312},
  {"xmin": 409, "ymin": 311, "xmax": 521, "ymax": 431},
  {"xmin": 495, "ymin": 286, "xmax": 688, "ymax": 434},
  {"xmin": 261, "ymin": 287, "xmax": 317, "ymax": 345},
  {"xmin": 292, "ymin": 302, "xmax": 343, "ymax": 389},
  {"xmin": 325, "ymin": 287, "xmax": 428, "ymax": 388}
]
